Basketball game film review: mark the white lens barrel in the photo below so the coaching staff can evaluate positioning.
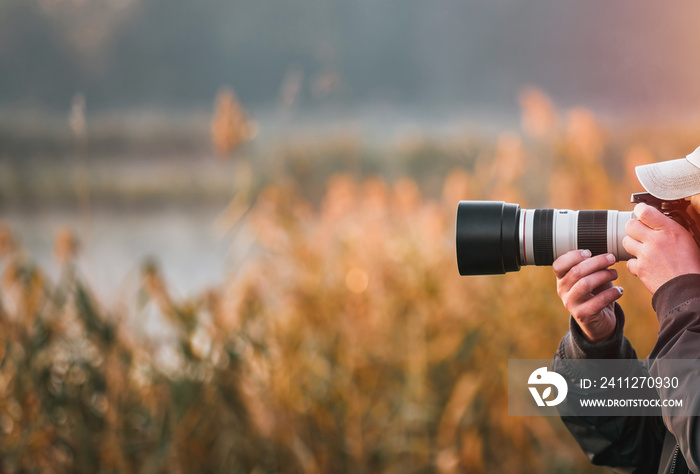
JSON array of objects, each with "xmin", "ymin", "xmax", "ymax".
[
  {"xmin": 519, "ymin": 209, "xmax": 634, "ymax": 265},
  {"xmin": 607, "ymin": 211, "xmax": 634, "ymax": 261},
  {"xmin": 519, "ymin": 209, "xmax": 536, "ymax": 266},
  {"xmin": 552, "ymin": 210, "xmax": 579, "ymax": 262}
]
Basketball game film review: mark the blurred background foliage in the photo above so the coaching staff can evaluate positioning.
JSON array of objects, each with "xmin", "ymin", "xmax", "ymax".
[
  {"xmin": 2, "ymin": 88, "xmax": 699, "ymax": 472},
  {"xmin": 3, "ymin": 0, "xmax": 700, "ymax": 472}
]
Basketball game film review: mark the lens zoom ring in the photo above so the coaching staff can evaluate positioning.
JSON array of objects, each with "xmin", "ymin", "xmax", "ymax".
[
  {"xmin": 533, "ymin": 209, "xmax": 554, "ymax": 265},
  {"xmin": 578, "ymin": 210, "xmax": 608, "ymax": 256}
]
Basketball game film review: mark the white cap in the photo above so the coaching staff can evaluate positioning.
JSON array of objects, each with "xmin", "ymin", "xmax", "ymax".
[{"xmin": 635, "ymin": 146, "xmax": 700, "ymax": 200}]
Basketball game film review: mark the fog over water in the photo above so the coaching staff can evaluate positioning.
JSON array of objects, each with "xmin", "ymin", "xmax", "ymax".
[
  {"xmin": 2, "ymin": 0, "xmax": 700, "ymax": 118},
  {"xmin": 4, "ymin": 205, "xmax": 233, "ymax": 300}
]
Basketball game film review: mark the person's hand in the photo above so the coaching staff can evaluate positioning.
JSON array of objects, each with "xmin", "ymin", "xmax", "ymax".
[
  {"xmin": 553, "ymin": 250, "xmax": 622, "ymax": 344},
  {"xmin": 623, "ymin": 203, "xmax": 700, "ymax": 294}
]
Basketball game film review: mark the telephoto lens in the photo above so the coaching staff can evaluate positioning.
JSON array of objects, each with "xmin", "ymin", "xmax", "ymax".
[{"xmin": 456, "ymin": 201, "xmax": 634, "ymax": 275}]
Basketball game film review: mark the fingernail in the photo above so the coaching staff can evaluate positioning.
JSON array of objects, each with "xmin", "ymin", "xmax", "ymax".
[
  {"xmin": 581, "ymin": 249, "xmax": 592, "ymax": 258},
  {"xmin": 607, "ymin": 254, "xmax": 616, "ymax": 263},
  {"xmin": 615, "ymin": 286, "xmax": 624, "ymax": 296}
]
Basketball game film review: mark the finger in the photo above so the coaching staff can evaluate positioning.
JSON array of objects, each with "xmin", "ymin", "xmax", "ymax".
[
  {"xmin": 622, "ymin": 235, "xmax": 643, "ymax": 257},
  {"xmin": 625, "ymin": 217, "xmax": 655, "ymax": 242},
  {"xmin": 690, "ymin": 194, "xmax": 700, "ymax": 217},
  {"xmin": 553, "ymin": 249, "xmax": 591, "ymax": 279},
  {"xmin": 686, "ymin": 199, "xmax": 700, "ymax": 232},
  {"xmin": 591, "ymin": 279, "xmax": 614, "ymax": 296},
  {"xmin": 627, "ymin": 258, "xmax": 638, "ymax": 276},
  {"xmin": 574, "ymin": 286, "xmax": 623, "ymax": 319},
  {"xmin": 559, "ymin": 253, "xmax": 616, "ymax": 290},
  {"xmin": 634, "ymin": 203, "xmax": 675, "ymax": 231},
  {"xmin": 568, "ymin": 268, "xmax": 619, "ymax": 303}
]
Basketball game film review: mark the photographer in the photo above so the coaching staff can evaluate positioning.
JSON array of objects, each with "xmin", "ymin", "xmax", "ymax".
[{"xmin": 553, "ymin": 154, "xmax": 700, "ymax": 473}]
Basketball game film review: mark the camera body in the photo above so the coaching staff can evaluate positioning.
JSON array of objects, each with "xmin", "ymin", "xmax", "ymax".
[
  {"xmin": 631, "ymin": 192, "xmax": 700, "ymax": 244},
  {"xmin": 456, "ymin": 192, "xmax": 700, "ymax": 276}
]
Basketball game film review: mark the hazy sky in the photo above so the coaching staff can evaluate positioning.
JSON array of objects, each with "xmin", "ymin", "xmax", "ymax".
[{"xmin": 2, "ymin": 0, "xmax": 700, "ymax": 118}]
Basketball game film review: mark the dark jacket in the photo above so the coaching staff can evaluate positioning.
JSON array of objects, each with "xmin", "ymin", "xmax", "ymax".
[{"xmin": 554, "ymin": 273, "xmax": 700, "ymax": 474}]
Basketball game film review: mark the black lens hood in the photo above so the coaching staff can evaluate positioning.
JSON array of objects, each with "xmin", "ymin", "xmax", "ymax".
[{"xmin": 456, "ymin": 201, "xmax": 521, "ymax": 275}]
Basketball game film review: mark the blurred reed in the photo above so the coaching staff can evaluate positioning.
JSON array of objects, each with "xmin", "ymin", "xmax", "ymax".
[{"xmin": 0, "ymin": 87, "xmax": 693, "ymax": 473}]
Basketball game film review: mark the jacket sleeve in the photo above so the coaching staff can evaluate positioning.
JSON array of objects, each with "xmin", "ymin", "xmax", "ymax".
[
  {"xmin": 647, "ymin": 273, "xmax": 700, "ymax": 473},
  {"xmin": 553, "ymin": 303, "xmax": 666, "ymax": 473}
]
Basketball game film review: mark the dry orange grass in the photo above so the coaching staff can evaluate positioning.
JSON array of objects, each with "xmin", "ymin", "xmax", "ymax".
[{"xmin": 0, "ymin": 88, "xmax": 691, "ymax": 472}]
